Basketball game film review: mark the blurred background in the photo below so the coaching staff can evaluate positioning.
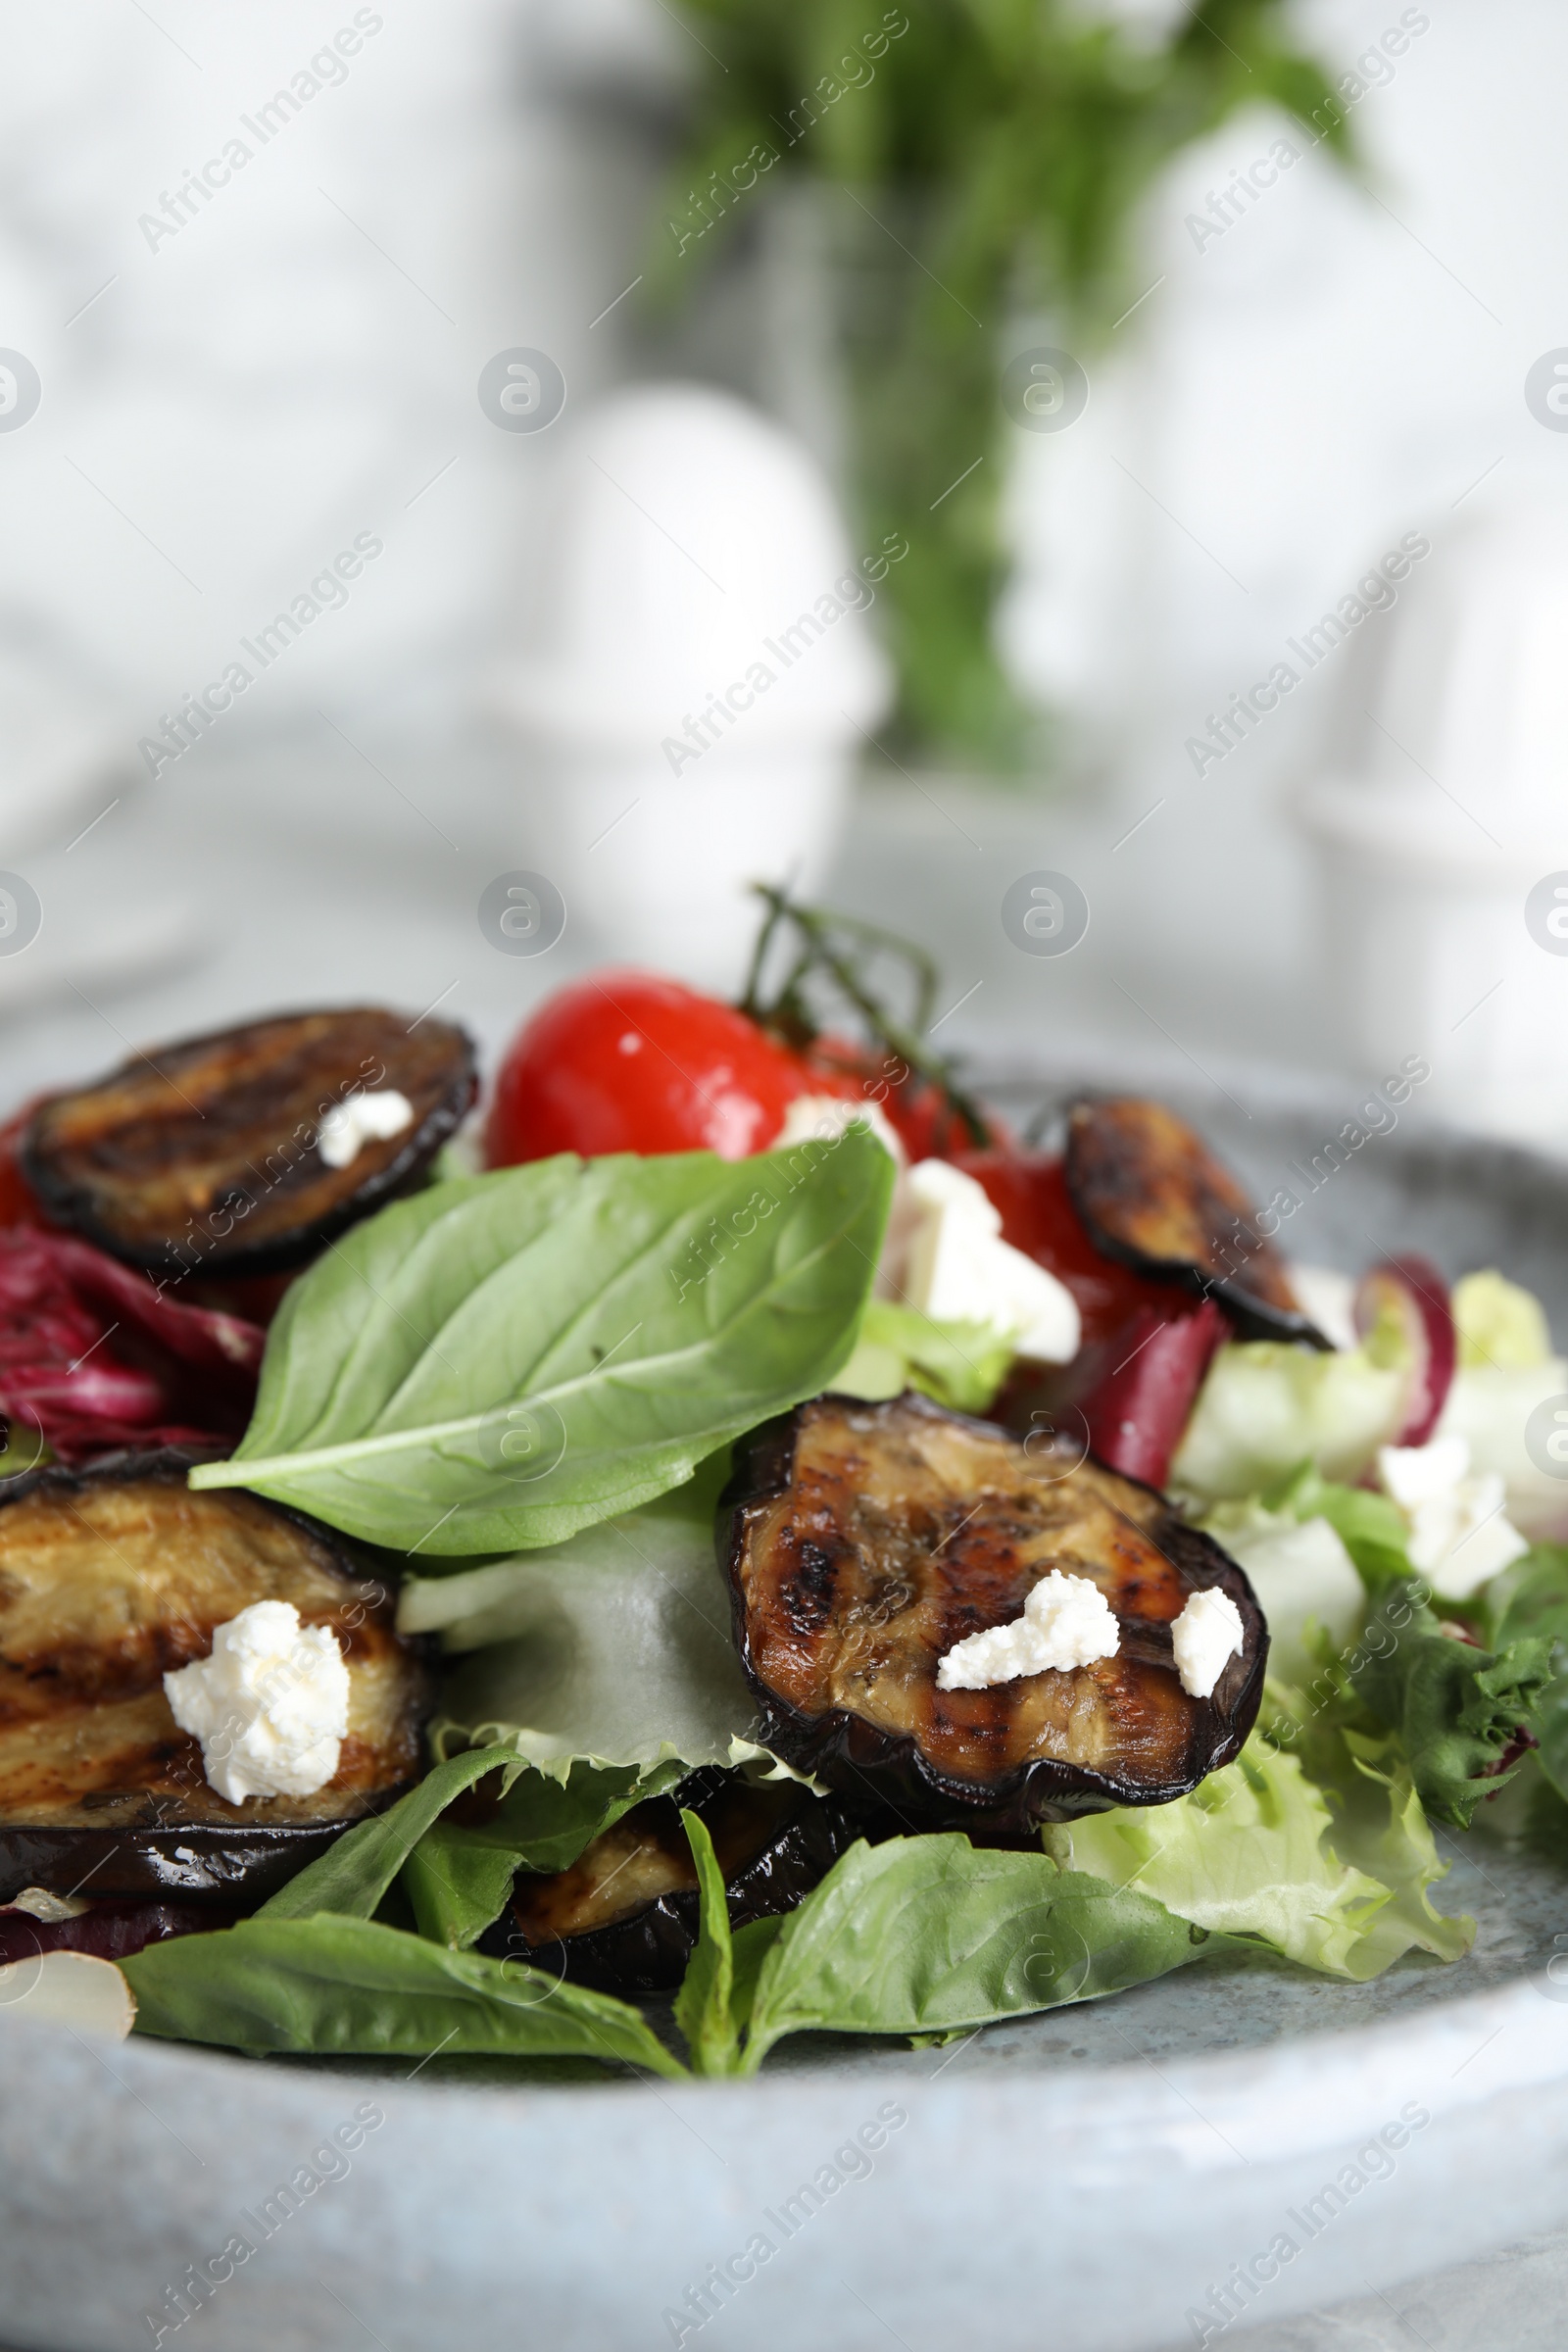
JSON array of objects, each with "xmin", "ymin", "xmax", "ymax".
[{"xmin": 2, "ymin": 0, "xmax": 1567, "ymax": 1148}]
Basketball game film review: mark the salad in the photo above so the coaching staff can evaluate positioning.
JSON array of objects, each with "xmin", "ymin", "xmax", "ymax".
[{"xmin": 0, "ymin": 894, "xmax": 1563, "ymax": 2077}]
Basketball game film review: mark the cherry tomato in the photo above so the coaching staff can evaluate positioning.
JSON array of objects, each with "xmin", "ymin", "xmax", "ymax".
[
  {"xmin": 799, "ymin": 1034, "xmax": 996, "ymax": 1161},
  {"xmin": 954, "ymin": 1149, "xmax": 1177, "ymax": 1350},
  {"xmin": 485, "ymin": 972, "xmax": 820, "ymax": 1164}
]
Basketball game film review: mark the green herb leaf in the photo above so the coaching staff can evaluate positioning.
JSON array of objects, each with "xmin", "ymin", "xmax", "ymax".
[
  {"xmin": 189, "ymin": 1137, "xmax": 893, "ymax": 1553},
  {"xmin": 671, "ymin": 1809, "xmax": 739, "ymax": 2077},
  {"xmin": 732, "ymin": 1838, "xmax": 1213, "ymax": 2075},
  {"xmin": 402, "ymin": 1760, "xmax": 687, "ymax": 1950},
  {"xmin": 122, "ymin": 1914, "xmax": 686, "ymax": 2074},
  {"xmin": 259, "ymin": 1744, "xmax": 523, "ymax": 1923},
  {"xmin": 1348, "ymin": 1580, "xmax": 1552, "ymax": 1827},
  {"xmin": 1488, "ymin": 1544, "xmax": 1568, "ymax": 1804}
]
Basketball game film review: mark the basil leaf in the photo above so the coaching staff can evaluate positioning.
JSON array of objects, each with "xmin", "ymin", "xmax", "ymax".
[
  {"xmin": 671, "ymin": 1809, "xmax": 739, "ymax": 2078},
  {"xmin": 402, "ymin": 1760, "xmax": 687, "ymax": 1950},
  {"xmin": 1349, "ymin": 1580, "xmax": 1553, "ymax": 1827},
  {"xmin": 259, "ymin": 1744, "xmax": 522, "ymax": 1922},
  {"xmin": 122, "ymin": 1914, "xmax": 685, "ymax": 2074},
  {"xmin": 733, "ymin": 1837, "xmax": 1213, "ymax": 2074},
  {"xmin": 413, "ymin": 1493, "xmax": 760, "ymax": 1777},
  {"xmin": 190, "ymin": 1137, "xmax": 893, "ymax": 1553}
]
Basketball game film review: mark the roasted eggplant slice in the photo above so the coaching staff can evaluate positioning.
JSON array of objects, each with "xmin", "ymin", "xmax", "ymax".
[
  {"xmin": 0, "ymin": 1453, "xmax": 431, "ymax": 1903},
  {"xmin": 483, "ymin": 1768, "xmax": 879, "ymax": 1995},
  {"xmin": 23, "ymin": 1006, "xmax": 477, "ymax": 1278},
  {"xmin": 721, "ymin": 1393, "xmax": 1266, "ymax": 1835},
  {"xmin": 1064, "ymin": 1095, "xmax": 1327, "ymax": 1346}
]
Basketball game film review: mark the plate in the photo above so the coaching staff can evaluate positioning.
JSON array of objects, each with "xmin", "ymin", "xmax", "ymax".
[{"xmin": 3, "ymin": 1093, "xmax": 1567, "ymax": 2352}]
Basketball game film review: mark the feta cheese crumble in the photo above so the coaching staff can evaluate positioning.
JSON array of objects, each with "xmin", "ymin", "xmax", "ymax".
[
  {"xmin": 317, "ymin": 1088, "xmax": 415, "ymax": 1169},
  {"xmin": 164, "ymin": 1599, "xmax": 350, "ymax": 1803},
  {"xmin": 936, "ymin": 1570, "xmax": 1119, "ymax": 1690},
  {"xmin": 774, "ymin": 1100, "xmax": 1079, "ymax": 1362},
  {"xmin": 1169, "ymin": 1587, "xmax": 1245, "ymax": 1698},
  {"xmin": 775, "ymin": 1093, "xmax": 906, "ymax": 1165},
  {"xmin": 1377, "ymin": 1432, "xmax": 1530, "ymax": 1600},
  {"xmin": 900, "ymin": 1160, "xmax": 1081, "ymax": 1363}
]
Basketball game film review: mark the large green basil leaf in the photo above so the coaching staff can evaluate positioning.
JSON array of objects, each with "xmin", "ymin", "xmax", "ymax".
[
  {"xmin": 402, "ymin": 1760, "xmax": 687, "ymax": 1950},
  {"xmin": 190, "ymin": 1136, "xmax": 893, "ymax": 1552},
  {"xmin": 122, "ymin": 1915, "xmax": 685, "ymax": 2074},
  {"xmin": 729, "ymin": 1837, "xmax": 1214, "ymax": 2074}
]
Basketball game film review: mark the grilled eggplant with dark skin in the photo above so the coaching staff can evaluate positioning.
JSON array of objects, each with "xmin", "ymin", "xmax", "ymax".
[
  {"xmin": 23, "ymin": 1006, "xmax": 476, "ymax": 1279},
  {"xmin": 483, "ymin": 1768, "xmax": 880, "ymax": 1995},
  {"xmin": 0, "ymin": 1453, "xmax": 431, "ymax": 1903},
  {"xmin": 1064, "ymin": 1095, "xmax": 1328, "ymax": 1347},
  {"xmin": 722, "ymin": 1393, "xmax": 1266, "ymax": 1837}
]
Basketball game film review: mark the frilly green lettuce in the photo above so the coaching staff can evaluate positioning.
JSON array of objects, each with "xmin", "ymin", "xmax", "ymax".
[{"xmin": 1043, "ymin": 1730, "xmax": 1471, "ymax": 1978}]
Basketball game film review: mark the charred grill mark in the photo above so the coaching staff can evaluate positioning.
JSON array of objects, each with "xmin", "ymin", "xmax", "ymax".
[{"xmin": 780, "ymin": 1535, "xmax": 841, "ymax": 1637}]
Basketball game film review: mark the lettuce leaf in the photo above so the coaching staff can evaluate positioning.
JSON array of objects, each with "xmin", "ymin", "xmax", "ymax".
[
  {"xmin": 1170, "ymin": 1337, "xmax": 1404, "ymax": 1502},
  {"xmin": 1487, "ymin": 1544, "xmax": 1568, "ymax": 1804},
  {"xmin": 1344, "ymin": 1581, "xmax": 1552, "ymax": 1828},
  {"xmin": 1272, "ymin": 1714, "xmax": 1473, "ymax": 1975},
  {"xmin": 833, "ymin": 1300, "xmax": 1015, "ymax": 1414},
  {"xmin": 404, "ymin": 1482, "xmax": 761, "ymax": 1778},
  {"xmin": 1043, "ymin": 1736, "xmax": 1391, "ymax": 1976}
]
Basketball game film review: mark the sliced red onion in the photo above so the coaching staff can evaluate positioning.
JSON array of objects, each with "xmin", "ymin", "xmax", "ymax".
[
  {"xmin": 0, "ymin": 1229, "xmax": 265, "ymax": 1466},
  {"xmin": 1353, "ymin": 1253, "xmax": 1455, "ymax": 1448},
  {"xmin": 1079, "ymin": 1298, "xmax": 1229, "ymax": 1489}
]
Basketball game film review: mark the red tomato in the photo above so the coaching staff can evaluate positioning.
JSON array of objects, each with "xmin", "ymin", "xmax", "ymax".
[
  {"xmin": 954, "ymin": 1149, "xmax": 1177, "ymax": 1350},
  {"xmin": 799, "ymin": 1034, "xmax": 1000, "ymax": 1161},
  {"xmin": 485, "ymin": 972, "xmax": 820, "ymax": 1163}
]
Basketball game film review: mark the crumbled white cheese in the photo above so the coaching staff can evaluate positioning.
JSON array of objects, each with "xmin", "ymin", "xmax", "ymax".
[
  {"xmin": 1378, "ymin": 1432, "xmax": 1530, "ymax": 1600},
  {"xmin": 775, "ymin": 1092, "xmax": 906, "ymax": 1165},
  {"xmin": 1169, "ymin": 1587, "xmax": 1245, "ymax": 1698},
  {"xmin": 936, "ymin": 1569, "xmax": 1120, "ymax": 1690},
  {"xmin": 164, "ymin": 1599, "xmax": 350, "ymax": 1803},
  {"xmin": 899, "ymin": 1160, "xmax": 1081, "ymax": 1363},
  {"xmin": 317, "ymin": 1088, "xmax": 415, "ymax": 1169}
]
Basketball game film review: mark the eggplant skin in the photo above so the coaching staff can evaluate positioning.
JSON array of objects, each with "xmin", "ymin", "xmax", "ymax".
[
  {"xmin": 23, "ymin": 1006, "xmax": 477, "ymax": 1278},
  {"xmin": 0, "ymin": 1452, "xmax": 432, "ymax": 1903},
  {"xmin": 1064, "ymin": 1095, "xmax": 1328, "ymax": 1347},
  {"xmin": 482, "ymin": 1769, "xmax": 881, "ymax": 1997},
  {"xmin": 720, "ymin": 1394, "xmax": 1267, "ymax": 1836}
]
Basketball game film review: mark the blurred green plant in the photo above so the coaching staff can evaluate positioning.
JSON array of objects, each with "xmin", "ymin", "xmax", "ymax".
[{"xmin": 659, "ymin": 0, "xmax": 1349, "ymax": 770}]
